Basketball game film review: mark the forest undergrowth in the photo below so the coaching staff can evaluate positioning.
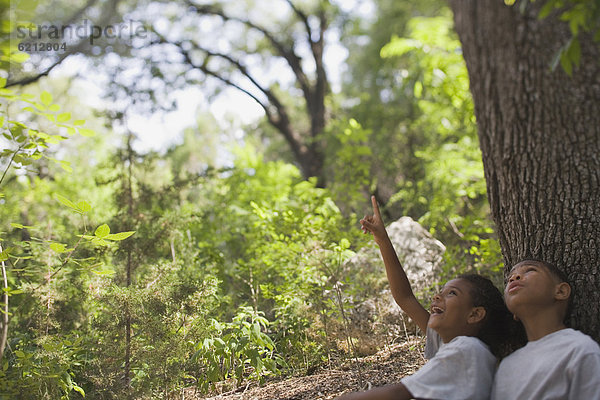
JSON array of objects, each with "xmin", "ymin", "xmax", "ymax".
[{"xmin": 190, "ymin": 336, "xmax": 426, "ymax": 400}]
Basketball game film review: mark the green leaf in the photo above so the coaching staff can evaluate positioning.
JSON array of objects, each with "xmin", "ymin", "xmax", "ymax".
[
  {"xmin": 538, "ymin": 1, "xmax": 557, "ymax": 19},
  {"xmin": 550, "ymin": 48, "xmax": 563, "ymax": 72},
  {"xmin": 414, "ymin": 81, "xmax": 423, "ymax": 98},
  {"xmin": 91, "ymin": 238, "xmax": 108, "ymax": 246},
  {"xmin": 77, "ymin": 201, "xmax": 92, "ymax": 213},
  {"xmin": 42, "ymin": 343, "xmax": 55, "ymax": 352},
  {"xmin": 560, "ymin": 52, "xmax": 573, "ymax": 76},
  {"xmin": 55, "ymin": 194, "xmax": 78, "ymax": 210},
  {"xmin": 72, "ymin": 384, "xmax": 85, "ymax": 397},
  {"xmin": 339, "ymin": 238, "xmax": 351, "ymax": 250},
  {"xmin": 60, "ymin": 160, "xmax": 73, "ymax": 173},
  {"xmin": 380, "ymin": 37, "xmax": 419, "ymax": 58},
  {"xmin": 104, "ymin": 231, "xmax": 135, "ymax": 241},
  {"xmin": 92, "ymin": 267, "xmax": 114, "ymax": 276},
  {"xmin": 95, "ymin": 224, "xmax": 110, "ymax": 238},
  {"xmin": 48, "ymin": 104, "xmax": 61, "ymax": 112},
  {"xmin": 50, "ymin": 243, "xmax": 67, "ymax": 253},
  {"xmin": 56, "ymin": 112, "xmax": 71, "ymax": 123},
  {"xmin": 10, "ymin": 222, "xmax": 34, "ymax": 229},
  {"xmin": 10, "ymin": 52, "xmax": 29, "ymax": 63},
  {"xmin": 566, "ymin": 38, "xmax": 581, "ymax": 67},
  {"xmin": 40, "ymin": 91, "xmax": 52, "ymax": 106},
  {"xmin": 78, "ymin": 128, "xmax": 95, "ymax": 137}
]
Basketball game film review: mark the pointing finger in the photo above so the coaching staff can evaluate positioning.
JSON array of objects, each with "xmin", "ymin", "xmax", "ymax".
[{"xmin": 371, "ymin": 195, "xmax": 381, "ymax": 218}]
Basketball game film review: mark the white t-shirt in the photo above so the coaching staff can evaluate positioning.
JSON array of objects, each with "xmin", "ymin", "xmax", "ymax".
[
  {"xmin": 491, "ymin": 328, "xmax": 600, "ymax": 400},
  {"xmin": 424, "ymin": 326, "xmax": 442, "ymax": 359},
  {"xmin": 402, "ymin": 335, "xmax": 497, "ymax": 400}
]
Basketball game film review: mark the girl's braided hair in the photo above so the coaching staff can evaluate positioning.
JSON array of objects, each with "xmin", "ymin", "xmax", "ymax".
[{"xmin": 458, "ymin": 274, "xmax": 526, "ymax": 359}]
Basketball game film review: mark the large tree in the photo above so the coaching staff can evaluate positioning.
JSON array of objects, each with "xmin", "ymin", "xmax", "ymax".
[{"xmin": 448, "ymin": 0, "xmax": 600, "ymax": 341}]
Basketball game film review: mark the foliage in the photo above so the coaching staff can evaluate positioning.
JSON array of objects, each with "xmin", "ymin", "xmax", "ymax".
[
  {"xmin": 0, "ymin": 334, "xmax": 87, "ymax": 400},
  {"xmin": 193, "ymin": 306, "xmax": 284, "ymax": 392},
  {"xmin": 85, "ymin": 272, "xmax": 220, "ymax": 398},
  {"xmin": 322, "ymin": 118, "xmax": 373, "ymax": 215},
  {"xmin": 380, "ymin": 13, "xmax": 503, "ymax": 279},
  {"xmin": 339, "ymin": 0, "xmax": 447, "ymax": 216},
  {"xmin": 505, "ymin": 0, "xmax": 600, "ymax": 75},
  {"xmin": 0, "ymin": 84, "xmax": 94, "ymax": 181},
  {"xmin": 187, "ymin": 144, "xmax": 371, "ymax": 377},
  {"xmin": 0, "ymin": 14, "xmax": 135, "ymax": 396}
]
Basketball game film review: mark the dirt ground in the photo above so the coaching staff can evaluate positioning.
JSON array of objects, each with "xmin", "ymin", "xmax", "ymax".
[{"xmin": 184, "ymin": 336, "xmax": 426, "ymax": 400}]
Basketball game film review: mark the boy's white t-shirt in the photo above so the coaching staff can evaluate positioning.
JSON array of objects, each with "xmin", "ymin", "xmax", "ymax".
[
  {"xmin": 402, "ymin": 333, "xmax": 497, "ymax": 400},
  {"xmin": 491, "ymin": 328, "xmax": 600, "ymax": 400}
]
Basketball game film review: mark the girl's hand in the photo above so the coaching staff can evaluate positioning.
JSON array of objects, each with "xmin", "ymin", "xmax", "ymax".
[{"xmin": 360, "ymin": 196, "xmax": 388, "ymax": 243}]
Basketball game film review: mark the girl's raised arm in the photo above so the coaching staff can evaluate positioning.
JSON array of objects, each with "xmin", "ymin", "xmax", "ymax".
[{"xmin": 360, "ymin": 196, "xmax": 429, "ymax": 333}]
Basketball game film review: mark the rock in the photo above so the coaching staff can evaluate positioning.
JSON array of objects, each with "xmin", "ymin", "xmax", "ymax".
[
  {"xmin": 345, "ymin": 216, "xmax": 446, "ymax": 294},
  {"xmin": 385, "ymin": 216, "xmax": 446, "ymax": 289}
]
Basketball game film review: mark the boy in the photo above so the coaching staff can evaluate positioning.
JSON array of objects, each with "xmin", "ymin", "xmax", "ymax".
[{"xmin": 491, "ymin": 259, "xmax": 600, "ymax": 399}]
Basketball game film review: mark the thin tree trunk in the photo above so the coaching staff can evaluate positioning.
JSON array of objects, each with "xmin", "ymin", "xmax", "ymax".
[
  {"xmin": 0, "ymin": 244, "xmax": 8, "ymax": 363},
  {"xmin": 448, "ymin": 0, "xmax": 600, "ymax": 341},
  {"xmin": 124, "ymin": 134, "xmax": 134, "ymax": 394}
]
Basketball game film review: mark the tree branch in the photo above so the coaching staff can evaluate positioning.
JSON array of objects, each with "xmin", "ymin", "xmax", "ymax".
[
  {"xmin": 185, "ymin": 0, "xmax": 313, "ymax": 107},
  {"xmin": 284, "ymin": 0, "xmax": 313, "ymax": 41},
  {"xmin": 6, "ymin": 0, "xmax": 120, "ymax": 87},
  {"xmin": 284, "ymin": 1, "xmax": 328, "ymax": 138},
  {"xmin": 153, "ymin": 33, "xmax": 306, "ymax": 160}
]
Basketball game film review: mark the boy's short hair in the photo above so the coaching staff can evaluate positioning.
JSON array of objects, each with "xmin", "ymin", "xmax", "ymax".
[{"xmin": 511, "ymin": 259, "xmax": 573, "ymax": 324}]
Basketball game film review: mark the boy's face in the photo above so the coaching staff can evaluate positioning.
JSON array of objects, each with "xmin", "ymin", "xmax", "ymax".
[{"xmin": 504, "ymin": 262, "xmax": 563, "ymax": 314}]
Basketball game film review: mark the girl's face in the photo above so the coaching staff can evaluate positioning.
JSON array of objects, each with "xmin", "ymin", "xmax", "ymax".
[{"xmin": 428, "ymin": 278, "xmax": 483, "ymax": 343}]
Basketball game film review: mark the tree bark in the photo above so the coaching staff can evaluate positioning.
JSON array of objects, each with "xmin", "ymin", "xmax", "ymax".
[{"xmin": 448, "ymin": 0, "xmax": 600, "ymax": 341}]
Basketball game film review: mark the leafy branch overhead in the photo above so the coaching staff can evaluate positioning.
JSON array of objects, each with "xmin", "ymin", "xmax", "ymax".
[
  {"xmin": 506, "ymin": 0, "xmax": 600, "ymax": 75},
  {"xmin": 0, "ymin": 84, "xmax": 94, "ymax": 181}
]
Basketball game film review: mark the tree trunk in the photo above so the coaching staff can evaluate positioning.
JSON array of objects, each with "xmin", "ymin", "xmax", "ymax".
[
  {"xmin": 448, "ymin": 0, "xmax": 600, "ymax": 341},
  {"xmin": 124, "ymin": 134, "xmax": 134, "ymax": 394}
]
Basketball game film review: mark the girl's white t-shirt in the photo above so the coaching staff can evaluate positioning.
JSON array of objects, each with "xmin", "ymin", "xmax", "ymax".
[
  {"xmin": 424, "ymin": 326, "xmax": 443, "ymax": 359},
  {"xmin": 402, "ymin": 333, "xmax": 497, "ymax": 400}
]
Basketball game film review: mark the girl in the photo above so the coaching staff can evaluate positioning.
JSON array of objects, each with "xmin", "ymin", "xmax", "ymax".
[{"xmin": 338, "ymin": 197, "xmax": 523, "ymax": 400}]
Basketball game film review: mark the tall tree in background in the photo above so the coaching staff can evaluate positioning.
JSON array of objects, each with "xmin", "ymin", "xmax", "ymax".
[
  {"xmin": 150, "ymin": 0, "xmax": 333, "ymax": 183},
  {"xmin": 448, "ymin": 0, "xmax": 600, "ymax": 341},
  {"xmin": 9, "ymin": 0, "xmax": 339, "ymax": 185}
]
